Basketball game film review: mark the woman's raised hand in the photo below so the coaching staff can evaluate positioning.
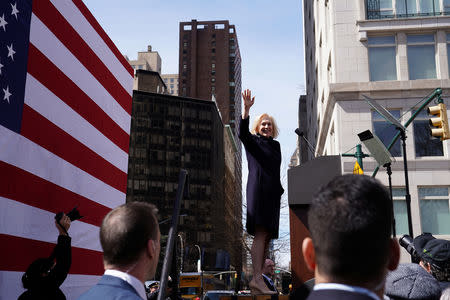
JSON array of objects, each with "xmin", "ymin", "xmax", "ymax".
[{"xmin": 242, "ymin": 89, "xmax": 255, "ymax": 109}]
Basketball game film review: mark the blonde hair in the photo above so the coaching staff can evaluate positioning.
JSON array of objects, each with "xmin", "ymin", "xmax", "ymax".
[{"xmin": 251, "ymin": 113, "xmax": 279, "ymax": 138}]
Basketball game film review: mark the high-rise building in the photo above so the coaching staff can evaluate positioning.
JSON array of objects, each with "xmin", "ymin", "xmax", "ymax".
[
  {"xmin": 178, "ymin": 19, "xmax": 242, "ymax": 134},
  {"xmin": 302, "ymin": 1, "xmax": 450, "ymax": 247},
  {"xmin": 127, "ymin": 70, "xmax": 243, "ymax": 274},
  {"xmin": 178, "ymin": 19, "xmax": 243, "ymax": 256}
]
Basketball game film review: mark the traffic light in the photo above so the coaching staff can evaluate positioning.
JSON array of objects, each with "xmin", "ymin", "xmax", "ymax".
[{"xmin": 427, "ymin": 103, "xmax": 450, "ymax": 141}]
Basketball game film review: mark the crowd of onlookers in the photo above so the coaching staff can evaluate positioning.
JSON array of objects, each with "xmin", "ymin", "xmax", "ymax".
[{"xmin": 17, "ymin": 174, "xmax": 449, "ymax": 300}]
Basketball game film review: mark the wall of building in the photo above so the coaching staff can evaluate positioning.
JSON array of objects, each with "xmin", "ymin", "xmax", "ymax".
[
  {"xmin": 162, "ymin": 74, "xmax": 179, "ymax": 95},
  {"xmin": 302, "ymin": 0, "xmax": 450, "ymax": 247},
  {"xmin": 134, "ymin": 70, "xmax": 167, "ymax": 93}
]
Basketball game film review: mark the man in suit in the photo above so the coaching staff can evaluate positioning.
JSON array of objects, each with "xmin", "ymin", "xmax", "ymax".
[
  {"xmin": 262, "ymin": 259, "xmax": 278, "ymax": 292},
  {"xmin": 302, "ymin": 174, "xmax": 400, "ymax": 300},
  {"xmin": 78, "ymin": 202, "xmax": 160, "ymax": 300}
]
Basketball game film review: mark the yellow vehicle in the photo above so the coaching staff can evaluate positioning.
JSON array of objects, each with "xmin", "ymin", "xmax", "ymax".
[{"xmin": 179, "ymin": 273, "xmax": 214, "ymax": 300}]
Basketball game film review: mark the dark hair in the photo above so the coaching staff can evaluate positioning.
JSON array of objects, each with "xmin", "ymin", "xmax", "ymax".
[
  {"xmin": 308, "ymin": 174, "xmax": 393, "ymax": 284},
  {"xmin": 100, "ymin": 201, "xmax": 159, "ymax": 267},
  {"xmin": 22, "ymin": 258, "xmax": 53, "ymax": 289}
]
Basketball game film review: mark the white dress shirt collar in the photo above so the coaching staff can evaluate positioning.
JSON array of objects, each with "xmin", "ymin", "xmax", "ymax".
[
  {"xmin": 314, "ymin": 283, "xmax": 380, "ymax": 300},
  {"xmin": 105, "ymin": 269, "xmax": 147, "ymax": 300}
]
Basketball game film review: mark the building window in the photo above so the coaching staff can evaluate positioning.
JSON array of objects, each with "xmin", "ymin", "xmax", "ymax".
[
  {"xmin": 413, "ymin": 109, "xmax": 444, "ymax": 156},
  {"xmin": 392, "ymin": 188, "xmax": 408, "ymax": 235},
  {"xmin": 170, "ymin": 78, "xmax": 174, "ymax": 83},
  {"xmin": 212, "ymin": 48, "xmax": 216, "ymax": 53},
  {"xmin": 368, "ymin": 36, "xmax": 397, "ymax": 81},
  {"xmin": 407, "ymin": 34, "xmax": 436, "ymax": 79},
  {"xmin": 211, "ymin": 77, "xmax": 215, "ymax": 83},
  {"xmin": 445, "ymin": 0, "xmax": 450, "ymax": 13},
  {"xmin": 372, "ymin": 109, "xmax": 402, "ymax": 156},
  {"xmin": 367, "ymin": 0, "xmax": 441, "ymax": 18},
  {"xmin": 419, "ymin": 187, "xmax": 450, "ymax": 234},
  {"xmin": 183, "ymin": 64, "xmax": 187, "ymax": 70},
  {"xmin": 397, "ymin": 0, "xmax": 440, "ymax": 15},
  {"xmin": 380, "ymin": 0, "xmax": 394, "ymax": 16}
]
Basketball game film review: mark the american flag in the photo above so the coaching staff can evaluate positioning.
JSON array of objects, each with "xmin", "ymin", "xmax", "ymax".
[{"xmin": 0, "ymin": 0, "xmax": 133, "ymax": 299}]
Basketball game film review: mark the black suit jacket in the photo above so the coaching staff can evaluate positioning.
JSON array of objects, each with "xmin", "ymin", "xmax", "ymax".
[{"xmin": 306, "ymin": 289, "xmax": 377, "ymax": 300}]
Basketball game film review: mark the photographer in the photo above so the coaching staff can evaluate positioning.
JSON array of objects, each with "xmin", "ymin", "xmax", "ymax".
[
  {"xmin": 18, "ymin": 214, "xmax": 72, "ymax": 300},
  {"xmin": 400, "ymin": 233, "xmax": 450, "ymax": 291}
]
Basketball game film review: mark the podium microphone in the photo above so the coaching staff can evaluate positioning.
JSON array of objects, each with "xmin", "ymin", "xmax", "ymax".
[{"xmin": 295, "ymin": 128, "xmax": 317, "ymax": 157}]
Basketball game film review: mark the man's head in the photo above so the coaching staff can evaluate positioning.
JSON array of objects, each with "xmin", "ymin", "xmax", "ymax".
[
  {"xmin": 302, "ymin": 174, "xmax": 399, "ymax": 288},
  {"xmin": 100, "ymin": 201, "xmax": 160, "ymax": 278},
  {"xmin": 262, "ymin": 259, "xmax": 275, "ymax": 277},
  {"xmin": 414, "ymin": 233, "xmax": 450, "ymax": 282}
]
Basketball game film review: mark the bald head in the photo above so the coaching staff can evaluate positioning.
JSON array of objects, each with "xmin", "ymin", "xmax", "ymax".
[{"xmin": 263, "ymin": 259, "xmax": 275, "ymax": 276}]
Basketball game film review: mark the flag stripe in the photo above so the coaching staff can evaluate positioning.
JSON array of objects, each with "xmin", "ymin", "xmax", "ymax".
[
  {"xmin": 0, "ymin": 126, "xmax": 125, "ymax": 209},
  {"xmin": 21, "ymin": 105, "xmax": 127, "ymax": 192},
  {"xmin": 25, "ymin": 67, "xmax": 127, "ymax": 172},
  {"xmin": 71, "ymin": 0, "xmax": 134, "ymax": 78},
  {"xmin": 49, "ymin": 0, "xmax": 133, "ymax": 92},
  {"xmin": 0, "ymin": 196, "xmax": 102, "ymax": 251},
  {"xmin": 0, "ymin": 271, "xmax": 100, "ymax": 300},
  {"xmin": 0, "ymin": 161, "xmax": 110, "ymax": 228},
  {"xmin": 33, "ymin": 0, "xmax": 132, "ymax": 114},
  {"xmin": 27, "ymin": 45, "xmax": 129, "ymax": 155},
  {"xmin": 29, "ymin": 14, "xmax": 131, "ymax": 133},
  {"xmin": 0, "ymin": 234, "xmax": 104, "ymax": 275}
]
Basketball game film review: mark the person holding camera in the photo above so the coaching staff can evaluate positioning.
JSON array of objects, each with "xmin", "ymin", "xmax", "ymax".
[
  {"xmin": 19, "ymin": 214, "xmax": 72, "ymax": 300},
  {"xmin": 385, "ymin": 263, "xmax": 442, "ymax": 300},
  {"xmin": 414, "ymin": 233, "xmax": 450, "ymax": 291}
]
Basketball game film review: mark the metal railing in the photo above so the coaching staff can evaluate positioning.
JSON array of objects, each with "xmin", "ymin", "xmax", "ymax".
[{"xmin": 366, "ymin": 0, "xmax": 450, "ymax": 20}]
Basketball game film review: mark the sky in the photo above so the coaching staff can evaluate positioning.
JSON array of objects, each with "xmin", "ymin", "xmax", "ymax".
[{"xmin": 82, "ymin": 0, "xmax": 305, "ymax": 267}]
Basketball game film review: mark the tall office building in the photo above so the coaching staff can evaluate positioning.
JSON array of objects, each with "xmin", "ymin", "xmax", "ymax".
[
  {"xmin": 127, "ymin": 70, "xmax": 243, "ymax": 274},
  {"xmin": 302, "ymin": 1, "xmax": 450, "ymax": 249},
  {"xmin": 178, "ymin": 19, "xmax": 243, "ymax": 253},
  {"xmin": 178, "ymin": 19, "xmax": 242, "ymax": 133}
]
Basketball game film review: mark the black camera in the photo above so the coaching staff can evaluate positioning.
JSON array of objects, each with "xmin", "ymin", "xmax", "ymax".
[
  {"xmin": 399, "ymin": 234, "xmax": 421, "ymax": 264},
  {"xmin": 55, "ymin": 206, "xmax": 83, "ymax": 222}
]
